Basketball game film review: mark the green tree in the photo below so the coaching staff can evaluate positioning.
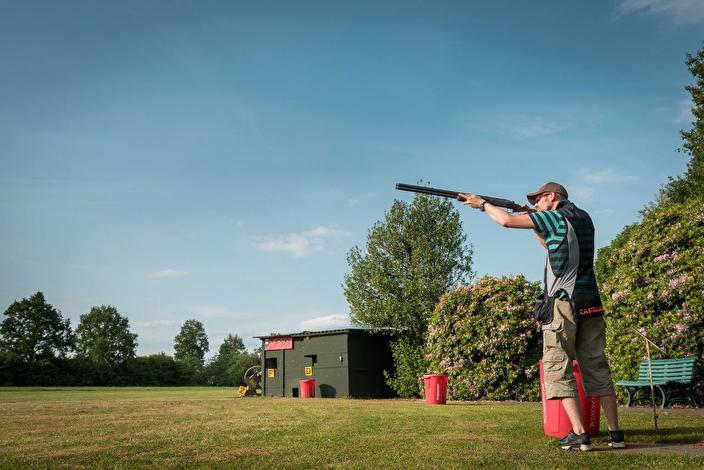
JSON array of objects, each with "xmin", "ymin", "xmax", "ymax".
[
  {"xmin": 75, "ymin": 305, "xmax": 138, "ymax": 366},
  {"xmin": 203, "ymin": 334, "xmax": 259, "ymax": 386},
  {"xmin": 0, "ymin": 292, "xmax": 74, "ymax": 362},
  {"xmin": 659, "ymin": 44, "xmax": 704, "ymax": 204},
  {"xmin": 344, "ymin": 193, "xmax": 473, "ymax": 397},
  {"xmin": 174, "ymin": 319, "xmax": 209, "ymax": 369},
  {"xmin": 217, "ymin": 334, "xmax": 246, "ymax": 356}
]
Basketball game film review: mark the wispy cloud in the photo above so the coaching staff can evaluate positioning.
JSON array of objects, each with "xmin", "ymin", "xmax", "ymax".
[
  {"xmin": 254, "ymin": 225, "xmax": 342, "ymax": 257},
  {"xmin": 150, "ymin": 269, "xmax": 189, "ymax": 278},
  {"xmin": 582, "ymin": 169, "xmax": 639, "ymax": 184},
  {"xmin": 592, "ymin": 208, "xmax": 616, "ymax": 215},
  {"xmin": 571, "ymin": 168, "xmax": 639, "ymax": 202},
  {"xmin": 676, "ymin": 98, "xmax": 694, "ymax": 124},
  {"xmin": 613, "ymin": 0, "xmax": 704, "ymax": 25},
  {"xmin": 298, "ymin": 314, "xmax": 352, "ymax": 331},
  {"xmin": 192, "ymin": 305, "xmax": 235, "ymax": 319},
  {"xmin": 345, "ymin": 191, "xmax": 375, "ymax": 208},
  {"xmin": 133, "ymin": 319, "xmax": 179, "ymax": 328},
  {"xmin": 468, "ymin": 114, "xmax": 567, "ymax": 140},
  {"xmin": 656, "ymin": 99, "xmax": 694, "ymax": 123},
  {"xmin": 503, "ymin": 116, "xmax": 565, "ymax": 139},
  {"xmin": 569, "ymin": 185, "xmax": 595, "ymax": 202}
]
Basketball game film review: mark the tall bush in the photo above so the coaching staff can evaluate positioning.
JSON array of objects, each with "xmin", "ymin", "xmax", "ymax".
[
  {"xmin": 596, "ymin": 199, "xmax": 704, "ymax": 397},
  {"xmin": 425, "ymin": 275, "xmax": 542, "ymax": 401},
  {"xmin": 344, "ymin": 193, "xmax": 473, "ymax": 397}
]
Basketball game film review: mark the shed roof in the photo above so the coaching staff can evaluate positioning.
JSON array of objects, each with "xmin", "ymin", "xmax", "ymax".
[{"xmin": 254, "ymin": 327, "xmax": 398, "ymax": 340}]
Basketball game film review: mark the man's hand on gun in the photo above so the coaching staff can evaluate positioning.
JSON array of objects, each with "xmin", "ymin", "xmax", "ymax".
[{"xmin": 458, "ymin": 193, "xmax": 486, "ymax": 209}]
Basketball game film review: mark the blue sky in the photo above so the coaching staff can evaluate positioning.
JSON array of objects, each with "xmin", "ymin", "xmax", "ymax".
[{"xmin": 1, "ymin": 1, "xmax": 702, "ymax": 355}]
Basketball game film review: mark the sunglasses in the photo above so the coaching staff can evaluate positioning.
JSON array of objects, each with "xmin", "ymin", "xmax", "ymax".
[{"xmin": 534, "ymin": 192, "xmax": 550, "ymax": 203}]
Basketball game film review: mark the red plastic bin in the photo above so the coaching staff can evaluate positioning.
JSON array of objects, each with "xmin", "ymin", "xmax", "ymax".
[
  {"xmin": 539, "ymin": 360, "xmax": 600, "ymax": 437},
  {"xmin": 423, "ymin": 374, "xmax": 448, "ymax": 405},
  {"xmin": 299, "ymin": 379, "xmax": 316, "ymax": 398}
]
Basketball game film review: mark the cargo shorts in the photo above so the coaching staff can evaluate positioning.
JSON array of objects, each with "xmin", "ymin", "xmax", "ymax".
[{"xmin": 542, "ymin": 298, "xmax": 616, "ymax": 399}]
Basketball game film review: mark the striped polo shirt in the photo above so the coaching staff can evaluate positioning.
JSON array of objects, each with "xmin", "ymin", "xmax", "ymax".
[{"xmin": 529, "ymin": 209, "xmax": 580, "ymax": 299}]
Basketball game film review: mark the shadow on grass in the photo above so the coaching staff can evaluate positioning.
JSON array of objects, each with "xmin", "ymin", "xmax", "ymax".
[
  {"xmin": 619, "ymin": 426, "xmax": 704, "ymax": 444},
  {"xmin": 590, "ymin": 442, "xmax": 704, "ymax": 455}
]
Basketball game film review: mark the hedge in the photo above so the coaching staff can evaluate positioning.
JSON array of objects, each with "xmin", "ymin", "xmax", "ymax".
[
  {"xmin": 425, "ymin": 275, "xmax": 542, "ymax": 401},
  {"xmin": 596, "ymin": 199, "xmax": 704, "ymax": 400}
]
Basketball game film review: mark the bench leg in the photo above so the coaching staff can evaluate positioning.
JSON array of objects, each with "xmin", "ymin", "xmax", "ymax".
[
  {"xmin": 685, "ymin": 386, "xmax": 698, "ymax": 408},
  {"xmin": 662, "ymin": 385, "xmax": 698, "ymax": 408},
  {"xmin": 656, "ymin": 385, "xmax": 667, "ymax": 409},
  {"xmin": 623, "ymin": 387, "xmax": 634, "ymax": 407}
]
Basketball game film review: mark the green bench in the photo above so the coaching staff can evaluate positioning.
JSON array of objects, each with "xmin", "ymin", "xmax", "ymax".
[{"xmin": 615, "ymin": 357, "xmax": 698, "ymax": 408}]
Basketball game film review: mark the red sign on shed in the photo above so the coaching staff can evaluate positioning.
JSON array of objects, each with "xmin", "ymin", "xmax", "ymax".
[{"xmin": 265, "ymin": 336, "xmax": 293, "ymax": 351}]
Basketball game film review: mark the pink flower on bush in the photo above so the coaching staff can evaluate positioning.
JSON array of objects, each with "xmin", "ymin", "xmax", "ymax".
[
  {"xmin": 646, "ymin": 292, "xmax": 654, "ymax": 300},
  {"xmin": 611, "ymin": 291, "xmax": 624, "ymax": 301},
  {"xmin": 654, "ymin": 251, "xmax": 678, "ymax": 262},
  {"xmin": 669, "ymin": 273, "xmax": 693, "ymax": 289},
  {"xmin": 499, "ymin": 324, "xmax": 507, "ymax": 332}
]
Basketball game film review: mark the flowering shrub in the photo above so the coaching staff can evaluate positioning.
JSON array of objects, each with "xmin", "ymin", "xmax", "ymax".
[
  {"xmin": 425, "ymin": 275, "xmax": 542, "ymax": 401},
  {"xmin": 596, "ymin": 199, "xmax": 704, "ymax": 397}
]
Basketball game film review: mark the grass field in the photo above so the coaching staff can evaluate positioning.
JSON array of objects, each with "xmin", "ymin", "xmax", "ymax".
[{"xmin": 0, "ymin": 388, "xmax": 702, "ymax": 469}]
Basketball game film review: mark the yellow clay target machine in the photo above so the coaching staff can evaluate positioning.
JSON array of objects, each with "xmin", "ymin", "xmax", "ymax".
[{"xmin": 238, "ymin": 365, "xmax": 262, "ymax": 397}]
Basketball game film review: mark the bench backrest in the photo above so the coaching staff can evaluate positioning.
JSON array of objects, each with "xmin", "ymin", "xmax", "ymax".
[{"xmin": 638, "ymin": 357, "xmax": 697, "ymax": 383}]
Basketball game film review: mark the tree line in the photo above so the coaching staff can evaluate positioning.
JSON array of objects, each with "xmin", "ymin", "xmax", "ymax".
[{"xmin": 0, "ymin": 292, "xmax": 259, "ymax": 386}]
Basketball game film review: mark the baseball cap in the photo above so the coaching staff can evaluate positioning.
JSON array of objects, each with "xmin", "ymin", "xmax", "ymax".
[{"xmin": 526, "ymin": 182, "xmax": 569, "ymax": 205}]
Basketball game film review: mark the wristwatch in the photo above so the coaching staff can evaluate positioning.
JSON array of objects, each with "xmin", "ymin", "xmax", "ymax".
[{"xmin": 479, "ymin": 201, "xmax": 486, "ymax": 212}]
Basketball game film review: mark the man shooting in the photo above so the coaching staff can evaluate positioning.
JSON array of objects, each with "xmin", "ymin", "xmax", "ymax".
[{"xmin": 460, "ymin": 182, "xmax": 625, "ymax": 451}]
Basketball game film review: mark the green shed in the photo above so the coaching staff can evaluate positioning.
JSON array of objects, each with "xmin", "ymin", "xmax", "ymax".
[{"xmin": 255, "ymin": 328, "xmax": 395, "ymax": 398}]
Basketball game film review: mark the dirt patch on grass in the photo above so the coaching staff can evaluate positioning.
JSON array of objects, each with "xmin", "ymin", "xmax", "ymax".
[
  {"xmin": 592, "ymin": 442, "xmax": 704, "ymax": 456},
  {"xmin": 624, "ymin": 405, "xmax": 704, "ymax": 415}
]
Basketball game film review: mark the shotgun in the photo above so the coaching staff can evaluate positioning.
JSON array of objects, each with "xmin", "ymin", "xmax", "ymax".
[{"xmin": 395, "ymin": 183, "xmax": 534, "ymax": 213}]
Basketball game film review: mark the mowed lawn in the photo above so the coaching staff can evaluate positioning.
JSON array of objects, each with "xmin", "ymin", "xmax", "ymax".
[{"xmin": 0, "ymin": 388, "xmax": 703, "ymax": 469}]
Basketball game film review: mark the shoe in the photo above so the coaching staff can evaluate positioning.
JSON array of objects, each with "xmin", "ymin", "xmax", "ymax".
[
  {"xmin": 559, "ymin": 431, "xmax": 592, "ymax": 451},
  {"xmin": 608, "ymin": 430, "xmax": 626, "ymax": 449}
]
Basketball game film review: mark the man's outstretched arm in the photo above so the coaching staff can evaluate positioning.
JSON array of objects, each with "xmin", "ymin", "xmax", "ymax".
[
  {"xmin": 483, "ymin": 202, "xmax": 535, "ymax": 228},
  {"xmin": 459, "ymin": 194, "xmax": 535, "ymax": 229}
]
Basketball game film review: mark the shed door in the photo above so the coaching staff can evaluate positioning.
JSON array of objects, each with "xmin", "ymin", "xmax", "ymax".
[{"xmin": 264, "ymin": 350, "xmax": 284, "ymax": 397}]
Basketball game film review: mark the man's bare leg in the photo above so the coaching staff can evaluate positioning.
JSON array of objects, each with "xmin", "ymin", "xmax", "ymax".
[
  {"xmin": 561, "ymin": 397, "xmax": 586, "ymax": 434},
  {"xmin": 600, "ymin": 394, "xmax": 620, "ymax": 430}
]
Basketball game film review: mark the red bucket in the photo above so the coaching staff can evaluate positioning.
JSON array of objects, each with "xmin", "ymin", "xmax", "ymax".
[
  {"xmin": 423, "ymin": 374, "xmax": 448, "ymax": 405},
  {"xmin": 299, "ymin": 379, "xmax": 316, "ymax": 398},
  {"xmin": 539, "ymin": 360, "xmax": 600, "ymax": 437}
]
